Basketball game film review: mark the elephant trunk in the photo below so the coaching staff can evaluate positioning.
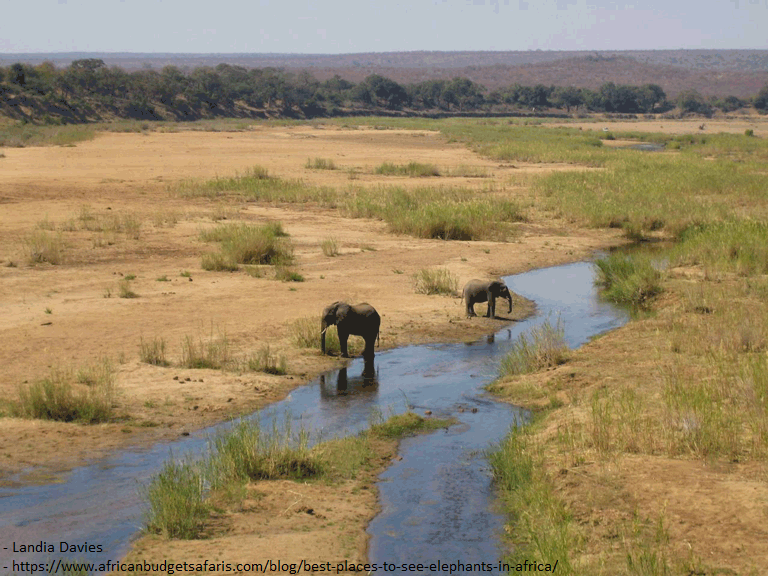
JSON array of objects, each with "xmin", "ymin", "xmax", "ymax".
[
  {"xmin": 320, "ymin": 320, "xmax": 328, "ymax": 353},
  {"xmin": 507, "ymin": 295, "xmax": 513, "ymax": 313}
]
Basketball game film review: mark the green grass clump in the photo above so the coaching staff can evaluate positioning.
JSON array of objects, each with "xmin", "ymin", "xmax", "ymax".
[
  {"xmin": 12, "ymin": 363, "xmax": 115, "ymax": 423},
  {"xmin": 206, "ymin": 419, "xmax": 322, "ymax": 487},
  {"xmin": 374, "ymin": 161, "xmax": 440, "ymax": 177},
  {"xmin": 499, "ymin": 318, "xmax": 569, "ymax": 377},
  {"xmin": 140, "ymin": 337, "xmax": 169, "ymax": 366},
  {"xmin": 413, "ymin": 268, "xmax": 459, "ymax": 295},
  {"xmin": 368, "ymin": 411, "xmax": 450, "ymax": 438},
  {"xmin": 305, "ymin": 157, "xmax": 337, "ymax": 170},
  {"xmin": 142, "ymin": 459, "xmax": 209, "ymax": 539},
  {"xmin": 200, "ymin": 222, "xmax": 294, "ymax": 271},
  {"xmin": 594, "ymin": 253, "xmax": 664, "ymax": 309}
]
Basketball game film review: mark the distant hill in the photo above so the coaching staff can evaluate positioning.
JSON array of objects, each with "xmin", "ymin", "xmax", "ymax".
[{"xmin": 2, "ymin": 49, "xmax": 768, "ymax": 98}]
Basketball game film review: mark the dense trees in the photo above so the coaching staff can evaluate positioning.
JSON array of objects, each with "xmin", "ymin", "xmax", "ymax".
[{"xmin": 0, "ymin": 59, "xmax": 759, "ymax": 123}]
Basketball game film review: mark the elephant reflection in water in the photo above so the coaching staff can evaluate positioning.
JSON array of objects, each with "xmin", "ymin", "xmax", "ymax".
[{"xmin": 320, "ymin": 359, "xmax": 378, "ymax": 398}]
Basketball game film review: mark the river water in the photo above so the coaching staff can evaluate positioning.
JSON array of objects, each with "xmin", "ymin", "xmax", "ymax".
[{"xmin": 0, "ymin": 260, "xmax": 628, "ymax": 572}]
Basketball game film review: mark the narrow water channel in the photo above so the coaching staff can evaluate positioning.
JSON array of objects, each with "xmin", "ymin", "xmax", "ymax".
[{"xmin": 0, "ymin": 260, "xmax": 628, "ymax": 571}]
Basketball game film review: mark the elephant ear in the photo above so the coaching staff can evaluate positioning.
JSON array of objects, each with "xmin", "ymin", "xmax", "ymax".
[{"xmin": 335, "ymin": 303, "xmax": 351, "ymax": 323}]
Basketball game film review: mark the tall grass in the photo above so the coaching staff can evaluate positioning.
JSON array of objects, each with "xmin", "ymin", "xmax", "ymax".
[
  {"xmin": 243, "ymin": 345, "xmax": 287, "ymax": 375},
  {"xmin": 140, "ymin": 337, "xmax": 169, "ymax": 366},
  {"xmin": 343, "ymin": 186, "xmax": 524, "ymax": 241},
  {"xmin": 499, "ymin": 318, "xmax": 569, "ymax": 377},
  {"xmin": 142, "ymin": 458, "xmax": 208, "ymax": 539},
  {"xmin": 180, "ymin": 331, "xmax": 231, "ymax": 369},
  {"xmin": 673, "ymin": 219, "xmax": 768, "ymax": 276},
  {"xmin": 413, "ymin": 268, "xmax": 459, "ymax": 295},
  {"xmin": 489, "ymin": 426, "xmax": 576, "ymax": 574},
  {"xmin": 594, "ymin": 252, "xmax": 664, "ymax": 309}
]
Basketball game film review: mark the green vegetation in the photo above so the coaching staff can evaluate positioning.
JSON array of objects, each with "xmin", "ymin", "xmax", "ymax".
[
  {"xmin": 594, "ymin": 252, "xmax": 664, "ymax": 309},
  {"xmin": 374, "ymin": 161, "xmax": 440, "ymax": 177},
  {"xmin": 412, "ymin": 267, "xmax": 459, "ymax": 295},
  {"xmin": 343, "ymin": 186, "xmax": 524, "ymax": 241},
  {"xmin": 489, "ymin": 426, "xmax": 576, "ymax": 574},
  {"xmin": 499, "ymin": 318, "xmax": 569, "ymax": 377},
  {"xmin": 11, "ymin": 360, "xmax": 116, "ymax": 423},
  {"xmin": 200, "ymin": 222, "xmax": 293, "ymax": 272},
  {"xmin": 143, "ymin": 412, "xmax": 449, "ymax": 540}
]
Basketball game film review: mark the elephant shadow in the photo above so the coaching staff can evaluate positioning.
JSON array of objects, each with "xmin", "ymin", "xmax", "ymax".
[{"xmin": 320, "ymin": 359, "xmax": 379, "ymax": 398}]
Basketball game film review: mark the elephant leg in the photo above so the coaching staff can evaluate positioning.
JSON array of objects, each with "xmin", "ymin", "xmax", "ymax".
[
  {"xmin": 338, "ymin": 330, "xmax": 350, "ymax": 357},
  {"xmin": 466, "ymin": 300, "xmax": 477, "ymax": 317},
  {"xmin": 363, "ymin": 336, "xmax": 375, "ymax": 360}
]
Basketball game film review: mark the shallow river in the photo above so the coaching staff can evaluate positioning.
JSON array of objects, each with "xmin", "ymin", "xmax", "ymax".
[{"xmin": 0, "ymin": 260, "xmax": 628, "ymax": 572}]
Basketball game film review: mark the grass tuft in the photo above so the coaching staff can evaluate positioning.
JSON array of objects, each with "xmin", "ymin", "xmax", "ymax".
[
  {"xmin": 413, "ymin": 268, "xmax": 459, "ymax": 295},
  {"xmin": 200, "ymin": 222, "xmax": 293, "ymax": 271},
  {"xmin": 140, "ymin": 337, "xmax": 169, "ymax": 366},
  {"xmin": 12, "ymin": 362, "xmax": 115, "ymax": 423},
  {"xmin": 499, "ymin": 318, "xmax": 569, "ymax": 377},
  {"xmin": 594, "ymin": 253, "xmax": 663, "ymax": 309}
]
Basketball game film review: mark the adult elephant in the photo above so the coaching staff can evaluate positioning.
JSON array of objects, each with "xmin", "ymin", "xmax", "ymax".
[
  {"xmin": 462, "ymin": 279, "xmax": 513, "ymax": 318},
  {"xmin": 321, "ymin": 302, "xmax": 380, "ymax": 360}
]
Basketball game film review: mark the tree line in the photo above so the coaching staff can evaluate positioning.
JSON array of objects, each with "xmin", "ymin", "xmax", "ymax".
[{"xmin": 1, "ymin": 58, "xmax": 767, "ymax": 123}]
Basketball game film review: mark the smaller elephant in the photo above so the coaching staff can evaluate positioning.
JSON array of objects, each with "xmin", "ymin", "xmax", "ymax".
[
  {"xmin": 462, "ymin": 279, "xmax": 513, "ymax": 318},
  {"xmin": 321, "ymin": 302, "xmax": 381, "ymax": 360}
]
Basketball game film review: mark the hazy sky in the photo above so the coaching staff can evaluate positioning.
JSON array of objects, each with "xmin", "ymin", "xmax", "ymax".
[{"xmin": 1, "ymin": 0, "xmax": 766, "ymax": 54}]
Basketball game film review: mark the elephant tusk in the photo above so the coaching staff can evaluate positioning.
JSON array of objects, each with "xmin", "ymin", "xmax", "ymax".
[{"xmin": 321, "ymin": 327, "xmax": 328, "ymax": 336}]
